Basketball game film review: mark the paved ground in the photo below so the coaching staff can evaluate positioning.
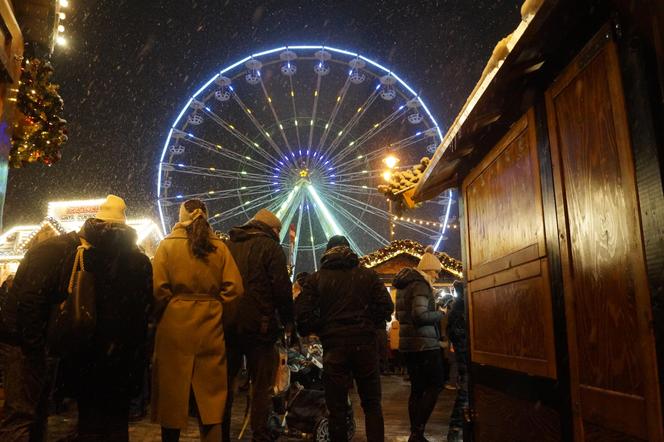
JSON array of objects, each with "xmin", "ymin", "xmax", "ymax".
[{"xmin": 46, "ymin": 375, "xmax": 455, "ymax": 441}]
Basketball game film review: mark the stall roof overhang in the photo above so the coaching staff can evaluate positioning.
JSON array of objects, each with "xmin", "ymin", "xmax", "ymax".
[
  {"xmin": 13, "ymin": 0, "xmax": 58, "ymax": 54},
  {"xmin": 414, "ymin": 0, "xmax": 615, "ymax": 202}
]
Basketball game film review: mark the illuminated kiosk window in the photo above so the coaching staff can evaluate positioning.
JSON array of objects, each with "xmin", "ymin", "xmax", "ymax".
[{"xmin": 0, "ymin": 198, "xmax": 165, "ymax": 282}]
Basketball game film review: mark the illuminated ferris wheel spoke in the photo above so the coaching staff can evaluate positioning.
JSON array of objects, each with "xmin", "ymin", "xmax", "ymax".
[
  {"xmin": 225, "ymin": 95, "xmax": 292, "ymax": 164},
  {"xmin": 316, "ymin": 77, "xmax": 352, "ymax": 152},
  {"xmin": 310, "ymin": 196, "xmax": 364, "ymax": 256},
  {"xmin": 291, "ymin": 202, "xmax": 305, "ymax": 272},
  {"xmin": 259, "ymin": 80, "xmax": 294, "ymax": 154},
  {"xmin": 305, "ymin": 203, "xmax": 318, "ymax": 271},
  {"xmin": 329, "ymin": 191, "xmax": 441, "ymax": 237},
  {"xmin": 323, "ymin": 184, "xmax": 381, "ymax": 196},
  {"xmin": 327, "ymin": 199, "xmax": 388, "ymax": 246},
  {"xmin": 278, "ymin": 192, "xmax": 305, "ymax": 243},
  {"xmin": 331, "ymin": 106, "xmax": 408, "ymax": 166},
  {"xmin": 318, "ymin": 90, "xmax": 380, "ymax": 166},
  {"xmin": 160, "ymin": 184, "xmax": 274, "ymax": 202},
  {"xmin": 164, "ymin": 163, "xmax": 282, "ymax": 185},
  {"xmin": 209, "ymin": 192, "xmax": 283, "ymax": 227},
  {"xmin": 287, "ymin": 76, "xmax": 302, "ymax": 148},
  {"xmin": 307, "ymin": 74, "xmax": 323, "ymax": 148},
  {"xmin": 335, "ymin": 131, "xmax": 430, "ymax": 174},
  {"xmin": 331, "ymin": 168, "xmax": 382, "ymax": 179},
  {"xmin": 201, "ymin": 108, "xmax": 283, "ymax": 168},
  {"xmin": 181, "ymin": 134, "xmax": 275, "ymax": 171}
]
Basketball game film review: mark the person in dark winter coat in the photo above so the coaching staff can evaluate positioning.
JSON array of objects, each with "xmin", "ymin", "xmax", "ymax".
[
  {"xmin": 0, "ymin": 194, "xmax": 153, "ymax": 442},
  {"xmin": 0, "ymin": 231, "xmax": 80, "ymax": 442},
  {"xmin": 222, "ymin": 208, "xmax": 293, "ymax": 442},
  {"xmin": 393, "ymin": 246, "xmax": 446, "ymax": 442},
  {"xmin": 67, "ymin": 210, "xmax": 153, "ymax": 441},
  {"xmin": 296, "ymin": 235, "xmax": 394, "ymax": 442},
  {"xmin": 446, "ymin": 281, "xmax": 468, "ymax": 442}
]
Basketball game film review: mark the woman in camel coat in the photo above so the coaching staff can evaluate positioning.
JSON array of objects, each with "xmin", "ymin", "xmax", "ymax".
[{"xmin": 152, "ymin": 199, "xmax": 243, "ymax": 442}]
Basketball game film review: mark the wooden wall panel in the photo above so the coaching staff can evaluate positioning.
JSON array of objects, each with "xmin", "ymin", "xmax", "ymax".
[
  {"xmin": 465, "ymin": 111, "xmax": 545, "ymax": 279},
  {"xmin": 469, "ymin": 259, "xmax": 556, "ymax": 378},
  {"xmin": 546, "ymin": 31, "xmax": 663, "ymax": 441},
  {"xmin": 463, "ymin": 109, "xmax": 557, "ymax": 379},
  {"xmin": 473, "ymin": 384, "xmax": 561, "ymax": 442}
]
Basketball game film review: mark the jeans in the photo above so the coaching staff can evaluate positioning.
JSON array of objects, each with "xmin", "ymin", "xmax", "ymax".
[
  {"xmin": 404, "ymin": 349, "xmax": 445, "ymax": 436},
  {"xmin": 323, "ymin": 342, "xmax": 384, "ymax": 442},
  {"xmin": 0, "ymin": 345, "xmax": 50, "ymax": 442},
  {"xmin": 222, "ymin": 337, "xmax": 277, "ymax": 442}
]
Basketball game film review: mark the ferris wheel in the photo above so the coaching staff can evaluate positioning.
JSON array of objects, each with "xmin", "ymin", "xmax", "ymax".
[{"xmin": 157, "ymin": 45, "xmax": 452, "ymax": 272}]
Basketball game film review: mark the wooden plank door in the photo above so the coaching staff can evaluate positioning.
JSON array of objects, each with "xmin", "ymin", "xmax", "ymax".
[
  {"xmin": 546, "ymin": 29, "xmax": 663, "ymax": 441},
  {"xmin": 462, "ymin": 109, "xmax": 563, "ymax": 441}
]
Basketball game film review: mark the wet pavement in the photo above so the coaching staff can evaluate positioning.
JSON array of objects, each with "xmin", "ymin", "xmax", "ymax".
[{"xmin": 46, "ymin": 375, "xmax": 454, "ymax": 441}]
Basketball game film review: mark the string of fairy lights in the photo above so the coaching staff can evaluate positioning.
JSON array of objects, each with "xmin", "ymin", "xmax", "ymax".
[
  {"xmin": 55, "ymin": 0, "xmax": 70, "ymax": 48},
  {"xmin": 393, "ymin": 215, "xmax": 458, "ymax": 229}
]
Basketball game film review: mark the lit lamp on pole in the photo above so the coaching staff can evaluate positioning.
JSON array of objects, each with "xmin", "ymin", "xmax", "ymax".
[{"xmin": 382, "ymin": 154, "xmax": 399, "ymax": 242}]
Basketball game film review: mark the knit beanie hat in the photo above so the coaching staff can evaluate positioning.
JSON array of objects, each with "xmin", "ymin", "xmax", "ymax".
[
  {"xmin": 326, "ymin": 235, "xmax": 350, "ymax": 251},
  {"xmin": 178, "ymin": 201, "xmax": 206, "ymax": 224},
  {"xmin": 253, "ymin": 208, "xmax": 282, "ymax": 231},
  {"xmin": 417, "ymin": 245, "xmax": 441, "ymax": 272},
  {"xmin": 95, "ymin": 194, "xmax": 127, "ymax": 224}
]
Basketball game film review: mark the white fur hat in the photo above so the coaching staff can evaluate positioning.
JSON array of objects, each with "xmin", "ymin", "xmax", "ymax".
[{"xmin": 95, "ymin": 194, "xmax": 127, "ymax": 224}]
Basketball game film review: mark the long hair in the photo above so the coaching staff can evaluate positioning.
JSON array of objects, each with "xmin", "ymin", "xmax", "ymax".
[{"xmin": 183, "ymin": 199, "xmax": 217, "ymax": 259}]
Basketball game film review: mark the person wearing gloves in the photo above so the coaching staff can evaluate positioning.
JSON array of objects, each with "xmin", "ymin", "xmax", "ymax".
[
  {"xmin": 151, "ymin": 199, "xmax": 243, "ymax": 442},
  {"xmin": 393, "ymin": 245, "xmax": 446, "ymax": 442}
]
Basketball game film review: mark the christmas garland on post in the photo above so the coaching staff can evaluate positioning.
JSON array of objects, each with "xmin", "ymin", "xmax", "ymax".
[
  {"xmin": 377, "ymin": 157, "xmax": 430, "ymax": 215},
  {"xmin": 10, "ymin": 58, "xmax": 68, "ymax": 167}
]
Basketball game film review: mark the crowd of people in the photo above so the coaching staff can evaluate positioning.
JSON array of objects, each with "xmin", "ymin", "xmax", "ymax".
[{"xmin": 0, "ymin": 194, "xmax": 467, "ymax": 442}]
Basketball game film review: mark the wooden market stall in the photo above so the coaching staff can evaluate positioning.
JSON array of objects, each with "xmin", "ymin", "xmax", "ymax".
[
  {"xmin": 414, "ymin": 0, "xmax": 664, "ymax": 441},
  {"xmin": 360, "ymin": 239, "xmax": 463, "ymax": 302}
]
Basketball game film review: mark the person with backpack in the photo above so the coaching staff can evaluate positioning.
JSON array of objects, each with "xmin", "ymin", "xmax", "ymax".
[
  {"xmin": 151, "ymin": 199, "xmax": 243, "ymax": 442},
  {"xmin": 295, "ymin": 235, "xmax": 394, "ymax": 442},
  {"xmin": 0, "ymin": 194, "xmax": 152, "ymax": 442},
  {"xmin": 393, "ymin": 246, "xmax": 446, "ymax": 442},
  {"xmin": 222, "ymin": 208, "xmax": 293, "ymax": 442},
  {"xmin": 63, "ymin": 195, "xmax": 153, "ymax": 441}
]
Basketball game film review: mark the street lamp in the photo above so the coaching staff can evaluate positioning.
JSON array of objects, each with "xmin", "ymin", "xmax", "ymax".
[
  {"xmin": 383, "ymin": 154, "xmax": 399, "ymax": 169},
  {"xmin": 383, "ymin": 154, "xmax": 399, "ymax": 242}
]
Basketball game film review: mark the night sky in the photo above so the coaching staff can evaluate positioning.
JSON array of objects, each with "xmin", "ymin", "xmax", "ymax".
[{"xmin": 5, "ymin": 0, "xmax": 521, "ymax": 258}]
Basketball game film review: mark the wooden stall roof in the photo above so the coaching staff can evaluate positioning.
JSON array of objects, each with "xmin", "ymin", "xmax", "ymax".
[
  {"xmin": 13, "ymin": 0, "xmax": 59, "ymax": 55},
  {"xmin": 414, "ymin": 0, "xmax": 620, "ymax": 201},
  {"xmin": 360, "ymin": 239, "xmax": 463, "ymax": 279}
]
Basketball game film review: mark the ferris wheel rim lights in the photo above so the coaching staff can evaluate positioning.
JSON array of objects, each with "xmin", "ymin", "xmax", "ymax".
[{"xmin": 157, "ymin": 44, "xmax": 445, "ymax": 241}]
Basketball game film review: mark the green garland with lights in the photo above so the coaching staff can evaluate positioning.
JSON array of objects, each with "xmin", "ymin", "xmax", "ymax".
[
  {"xmin": 360, "ymin": 239, "xmax": 463, "ymax": 277},
  {"xmin": 10, "ymin": 58, "xmax": 68, "ymax": 167}
]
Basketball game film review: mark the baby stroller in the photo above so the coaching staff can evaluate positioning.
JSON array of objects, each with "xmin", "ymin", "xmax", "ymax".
[{"xmin": 268, "ymin": 337, "xmax": 355, "ymax": 441}]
